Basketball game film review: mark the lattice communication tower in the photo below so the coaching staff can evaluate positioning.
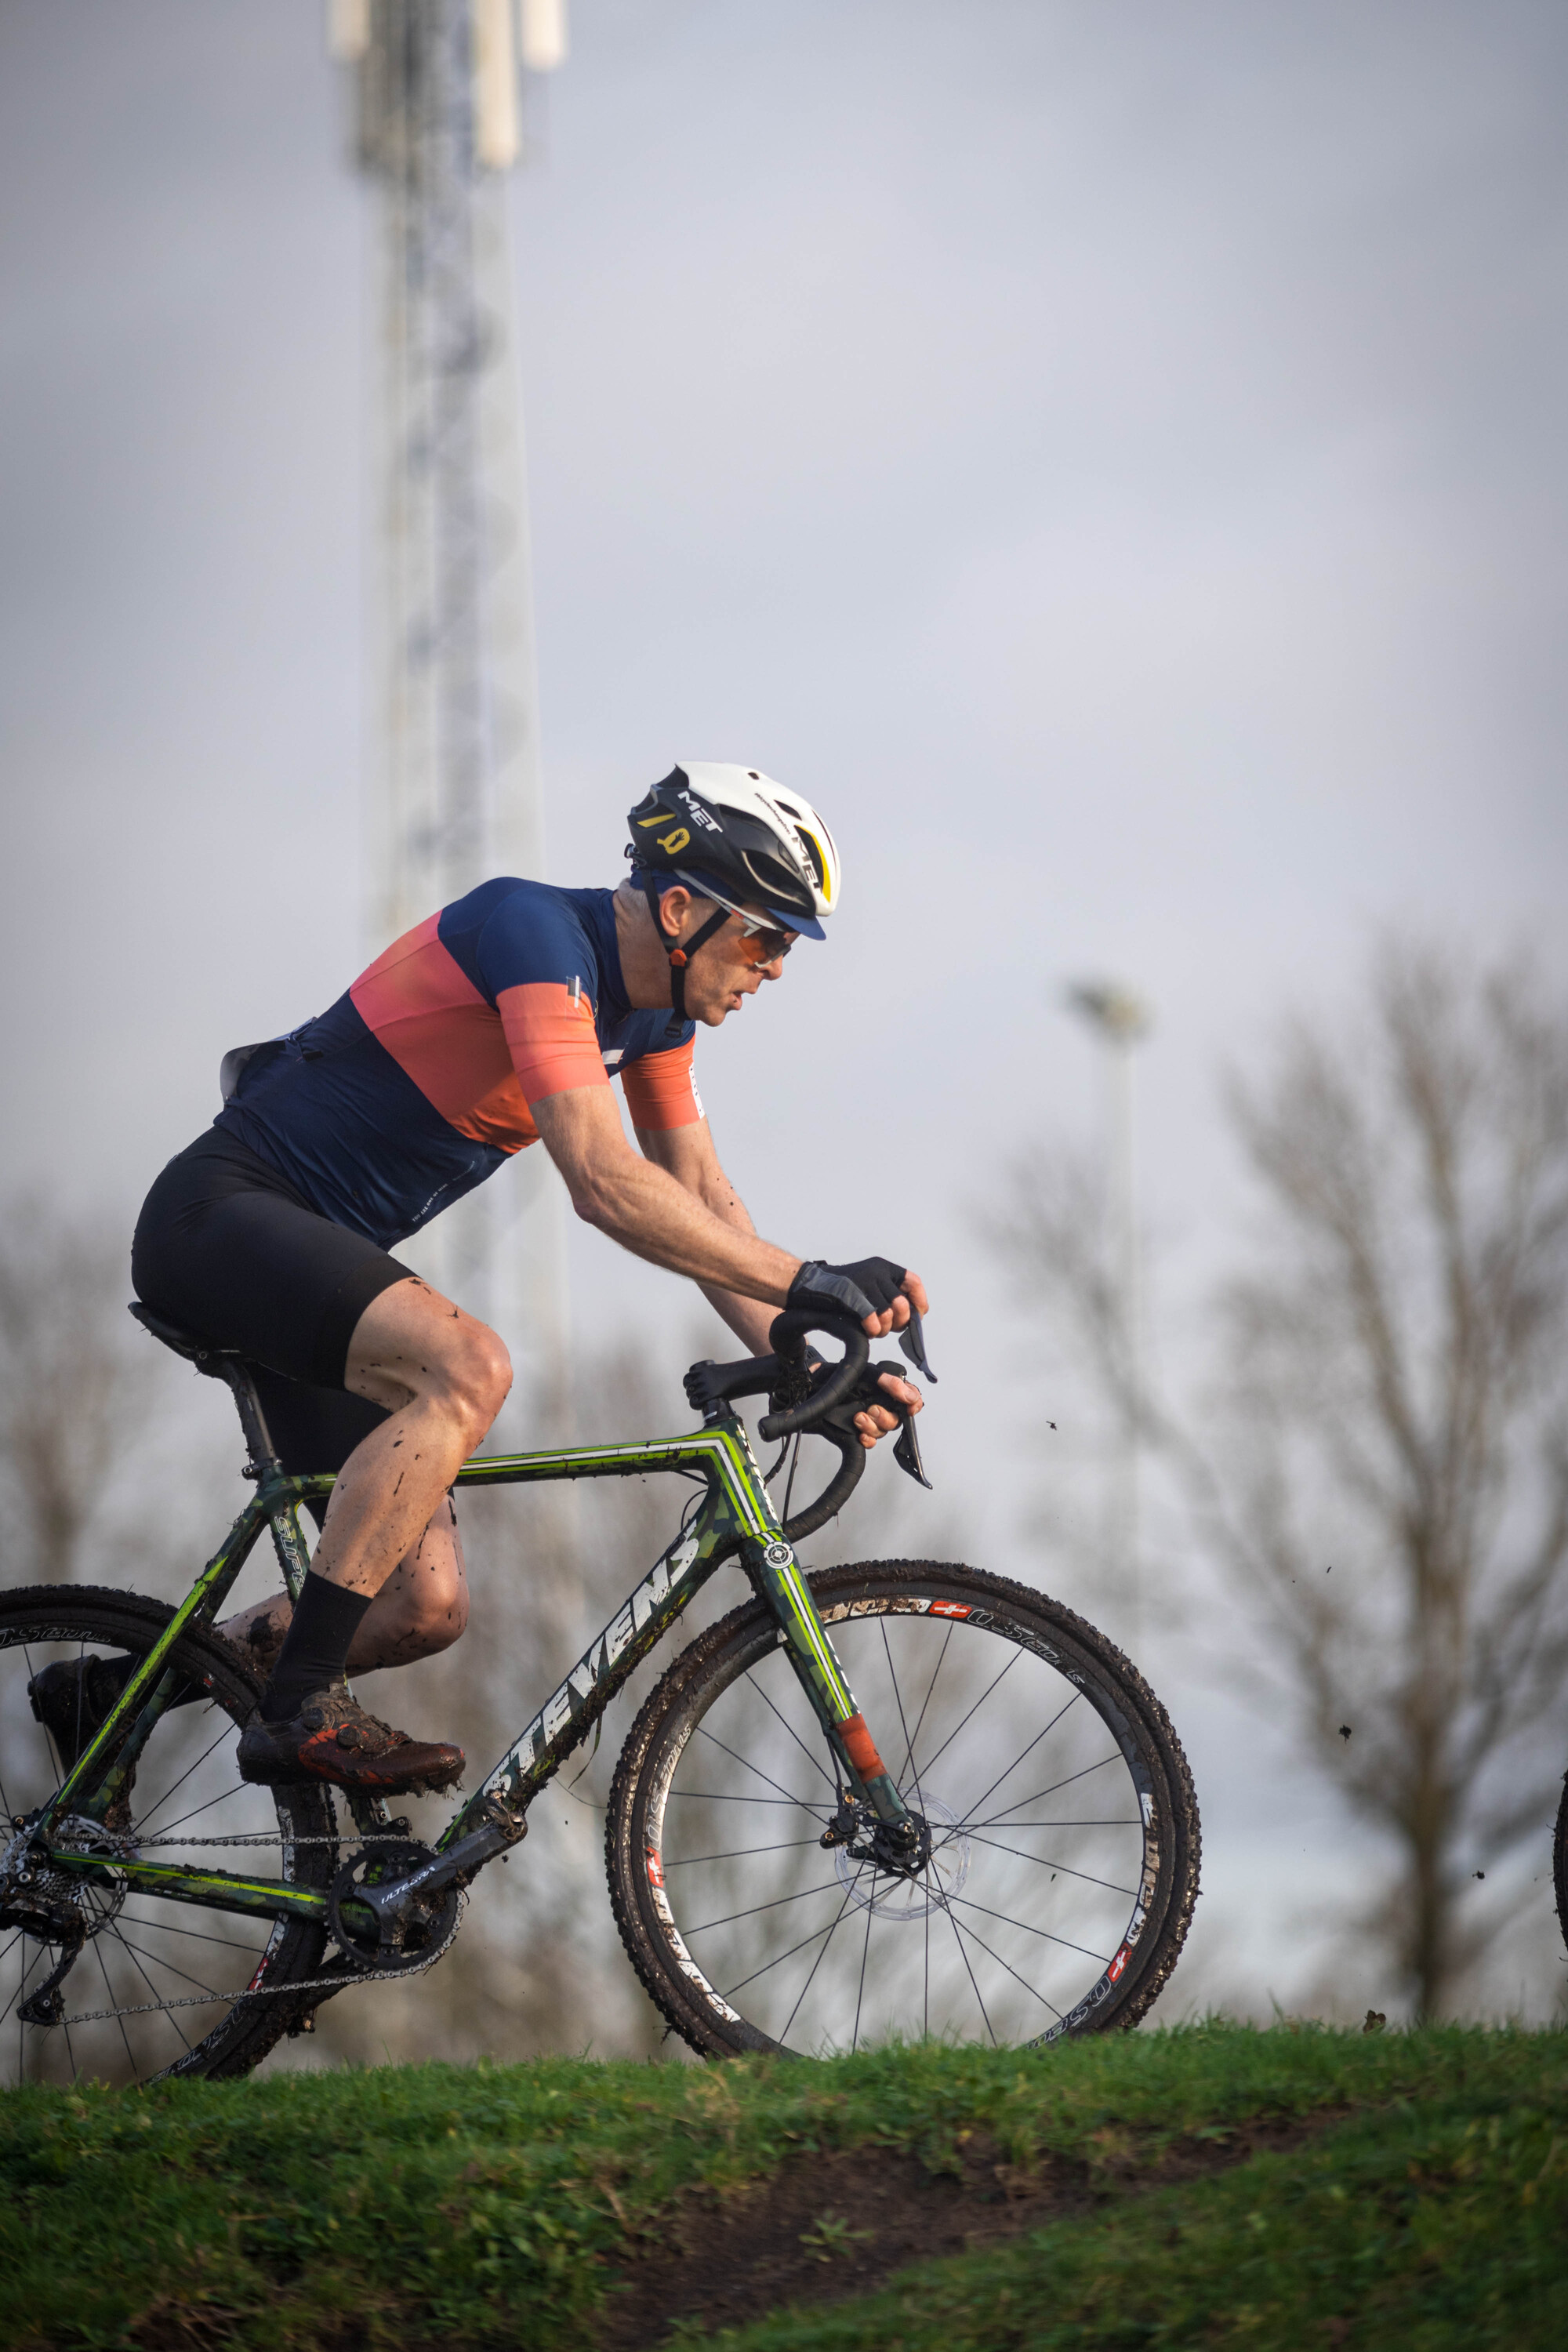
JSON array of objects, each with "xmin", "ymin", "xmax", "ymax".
[{"xmin": 328, "ymin": 0, "xmax": 569, "ymax": 1385}]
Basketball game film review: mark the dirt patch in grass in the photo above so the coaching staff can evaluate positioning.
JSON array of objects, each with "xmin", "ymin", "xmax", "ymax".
[{"xmin": 596, "ymin": 2111, "xmax": 1344, "ymax": 2348}]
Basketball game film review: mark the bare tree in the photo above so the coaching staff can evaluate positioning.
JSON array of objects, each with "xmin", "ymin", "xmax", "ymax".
[
  {"xmin": 989, "ymin": 938, "xmax": 1568, "ymax": 2017},
  {"xmin": 0, "ymin": 1196, "xmax": 151, "ymax": 1584}
]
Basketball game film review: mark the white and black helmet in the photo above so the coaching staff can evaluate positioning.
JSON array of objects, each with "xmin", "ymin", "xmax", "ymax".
[{"xmin": 627, "ymin": 764, "xmax": 841, "ymax": 938}]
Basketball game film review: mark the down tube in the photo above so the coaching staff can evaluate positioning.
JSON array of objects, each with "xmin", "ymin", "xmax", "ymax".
[{"xmin": 440, "ymin": 1468, "xmax": 753, "ymax": 1848}]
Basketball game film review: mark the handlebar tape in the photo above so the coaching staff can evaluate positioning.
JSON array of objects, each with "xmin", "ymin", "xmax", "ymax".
[{"xmin": 760, "ymin": 1309, "xmax": 869, "ymax": 1440}]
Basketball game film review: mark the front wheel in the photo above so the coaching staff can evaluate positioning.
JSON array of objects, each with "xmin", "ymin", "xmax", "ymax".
[{"xmin": 607, "ymin": 1559, "xmax": 1200, "ymax": 2057}]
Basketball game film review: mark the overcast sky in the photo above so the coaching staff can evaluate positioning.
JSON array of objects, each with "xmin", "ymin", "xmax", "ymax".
[{"xmin": 3, "ymin": 0, "xmax": 1566, "ymax": 2015}]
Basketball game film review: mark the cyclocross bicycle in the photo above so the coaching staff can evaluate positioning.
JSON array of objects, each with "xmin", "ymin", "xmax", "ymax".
[{"xmin": 1, "ymin": 1303, "xmax": 1200, "ymax": 2084}]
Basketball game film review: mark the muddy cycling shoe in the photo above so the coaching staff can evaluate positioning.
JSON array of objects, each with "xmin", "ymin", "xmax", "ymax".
[
  {"xmin": 237, "ymin": 1686, "xmax": 465, "ymax": 1796},
  {"xmin": 27, "ymin": 1654, "xmax": 138, "ymax": 1831}
]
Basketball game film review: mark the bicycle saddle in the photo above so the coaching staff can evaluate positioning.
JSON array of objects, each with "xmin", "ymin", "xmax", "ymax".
[{"xmin": 127, "ymin": 1301, "xmax": 245, "ymax": 1373}]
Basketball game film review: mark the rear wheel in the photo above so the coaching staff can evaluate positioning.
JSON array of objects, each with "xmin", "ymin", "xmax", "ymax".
[
  {"xmin": 608, "ymin": 1559, "xmax": 1200, "ymax": 2056},
  {"xmin": 0, "ymin": 1586, "xmax": 336, "ymax": 2085}
]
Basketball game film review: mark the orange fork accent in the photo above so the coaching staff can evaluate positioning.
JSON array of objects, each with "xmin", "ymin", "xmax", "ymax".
[{"xmin": 839, "ymin": 1712, "xmax": 889, "ymax": 1784}]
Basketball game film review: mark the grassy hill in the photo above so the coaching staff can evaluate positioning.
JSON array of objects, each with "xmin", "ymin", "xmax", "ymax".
[{"xmin": 2, "ymin": 2025, "xmax": 1565, "ymax": 2349}]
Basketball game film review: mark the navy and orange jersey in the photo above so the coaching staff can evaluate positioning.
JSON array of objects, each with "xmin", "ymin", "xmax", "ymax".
[{"xmin": 214, "ymin": 879, "xmax": 701, "ymax": 1248}]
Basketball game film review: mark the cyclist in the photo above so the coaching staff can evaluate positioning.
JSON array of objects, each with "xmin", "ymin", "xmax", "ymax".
[{"xmin": 31, "ymin": 766, "xmax": 927, "ymax": 1799}]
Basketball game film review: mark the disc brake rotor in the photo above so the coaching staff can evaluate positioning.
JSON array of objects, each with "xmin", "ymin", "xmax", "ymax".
[{"xmin": 833, "ymin": 1793, "xmax": 971, "ymax": 1920}]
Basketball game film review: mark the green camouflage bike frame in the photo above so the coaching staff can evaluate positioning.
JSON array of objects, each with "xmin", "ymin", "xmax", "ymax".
[{"xmin": 31, "ymin": 1305, "xmax": 915, "ymax": 1977}]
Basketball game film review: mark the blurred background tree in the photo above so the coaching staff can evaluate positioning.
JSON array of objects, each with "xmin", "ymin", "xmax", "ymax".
[
  {"xmin": 0, "ymin": 1199, "xmax": 151, "ymax": 1587},
  {"xmin": 989, "ymin": 936, "xmax": 1568, "ymax": 2019}
]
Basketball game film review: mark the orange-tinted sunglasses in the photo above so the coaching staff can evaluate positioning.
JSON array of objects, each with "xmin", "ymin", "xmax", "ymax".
[{"xmin": 735, "ymin": 915, "xmax": 797, "ymax": 967}]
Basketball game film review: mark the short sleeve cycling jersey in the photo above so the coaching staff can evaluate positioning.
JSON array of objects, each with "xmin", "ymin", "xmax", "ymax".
[{"xmin": 214, "ymin": 880, "xmax": 701, "ymax": 1248}]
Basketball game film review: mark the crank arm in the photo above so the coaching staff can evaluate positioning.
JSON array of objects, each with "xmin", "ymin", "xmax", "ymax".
[{"xmin": 353, "ymin": 1811, "xmax": 517, "ymax": 1933}]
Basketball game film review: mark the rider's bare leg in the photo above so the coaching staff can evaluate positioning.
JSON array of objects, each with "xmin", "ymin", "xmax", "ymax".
[
  {"xmin": 236, "ymin": 1279, "xmax": 509, "ymax": 1784},
  {"xmin": 219, "ymin": 1495, "xmax": 470, "ymax": 1683},
  {"xmin": 311, "ymin": 1276, "xmax": 511, "ymax": 1595}
]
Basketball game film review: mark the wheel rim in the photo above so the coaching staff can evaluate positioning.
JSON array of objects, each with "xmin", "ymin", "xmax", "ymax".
[
  {"xmin": 641, "ymin": 1588, "xmax": 1163, "ymax": 2053},
  {"xmin": 0, "ymin": 1615, "xmax": 323, "ymax": 2085}
]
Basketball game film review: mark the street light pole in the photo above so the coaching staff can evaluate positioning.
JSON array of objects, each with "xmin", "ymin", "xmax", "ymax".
[{"xmin": 1065, "ymin": 981, "xmax": 1151, "ymax": 1652}]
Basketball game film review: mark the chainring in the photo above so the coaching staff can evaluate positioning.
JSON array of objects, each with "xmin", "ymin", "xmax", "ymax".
[{"xmin": 325, "ymin": 1838, "xmax": 461, "ymax": 1976}]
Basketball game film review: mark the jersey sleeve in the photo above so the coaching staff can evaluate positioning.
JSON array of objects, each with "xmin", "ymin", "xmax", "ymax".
[
  {"xmin": 472, "ymin": 887, "xmax": 612, "ymax": 1108},
  {"xmin": 621, "ymin": 1039, "xmax": 704, "ymax": 1131},
  {"xmin": 497, "ymin": 984, "xmax": 608, "ymax": 1105}
]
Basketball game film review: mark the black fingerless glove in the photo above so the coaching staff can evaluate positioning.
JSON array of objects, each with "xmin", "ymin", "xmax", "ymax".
[{"xmin": 788, "ymin": 1257, "xmax": 907, "ymax": 1326}]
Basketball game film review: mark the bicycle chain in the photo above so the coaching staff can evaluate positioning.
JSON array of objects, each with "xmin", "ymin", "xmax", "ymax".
[
  {"xmin": 48, "ymin": 1832, "xmax": 462, "ymax": 2027},
  {"xmin": 58, "ymin": 1891, "xmax": 466, "ymax": 2030},
  {"xmin": 111, "ymin": 1831, "xmax": 415, "ymax": 1848}
]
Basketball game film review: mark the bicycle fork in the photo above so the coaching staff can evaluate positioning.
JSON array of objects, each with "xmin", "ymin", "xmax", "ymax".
[{"xmin": 742, "ymin": 1534, "xmax": 915, "ymax": 1842}]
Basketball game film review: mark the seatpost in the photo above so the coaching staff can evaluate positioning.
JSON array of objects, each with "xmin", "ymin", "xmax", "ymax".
[
  {"xmin": 218, "ymin": 1361, "xmax": 313, "ymax": 1609},
  {"xmin": 219, "ymin": 1360, "xmax": 282, "ymax": 1483}
]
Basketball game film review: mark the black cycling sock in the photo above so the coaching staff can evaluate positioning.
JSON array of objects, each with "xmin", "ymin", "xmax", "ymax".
[{"xmin": 262, "ymin": 1574, "xmax": 374, "ymax": 1721}]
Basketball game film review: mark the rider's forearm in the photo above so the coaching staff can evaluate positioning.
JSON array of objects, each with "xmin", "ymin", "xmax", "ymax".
[
  {"xmin": 691, "ymin": 1185, "xmax": 779, "ymax": 1354},
  {"xmin": 567, "ymin": 1140, "xmax": 801, "ymax": 1305},
  {"xmin": 699, "ymin": 1286, "xmax": 779, "ymax": 1356}
]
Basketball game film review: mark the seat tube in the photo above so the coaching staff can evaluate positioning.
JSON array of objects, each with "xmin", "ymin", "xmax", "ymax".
[
  {"xmin": 742, "ymin": 1536, "xmax": 910, "ymax": 1827},
  {"xmin": 265, "ymin": 1491, "xmax": 313, "ymax": 1606}
]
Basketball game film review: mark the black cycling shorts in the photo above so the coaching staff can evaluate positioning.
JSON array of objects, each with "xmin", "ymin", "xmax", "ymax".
[{"xmin": 132, "ymin": 1131, "xmax": 412, "ymax": 1503}]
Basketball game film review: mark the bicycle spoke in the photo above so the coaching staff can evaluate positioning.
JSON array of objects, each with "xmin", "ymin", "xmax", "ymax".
[
  {"xmin": 1, "ymin": 1944, "xmax": 42, "ymax": 2029},
  {"xmin": 72, "ymin": 1640, "xmax": 86, "ymax": 1789},
  {"xmin": 911, "ymin": 1648, "xmax": 1020, "ymax": 1784},
  {"xmin": 724, "ymin": 1894, "xmax": 865, "ymax": 2002},
  {"xmin": 880, "ymin": 1621, "xmax": 924, "ymax": 1813},
  {"xmin": 742, "ymin": 1671, "xmax": 837, "ymax": 1793},
  {"xmin": 95, "ymin": 1937, "xmax": 140, "ymax": 2079},
  {"xmin": 692, "ymin": 1722, "xmax": 829, "ymax": 1821},
  {"xmin": 898, "ymin": 1617, "xmax": 953, "ymax": 1793},
  {"xmin": 664, "ymin": 1838, "xmax": 822, "ymax": 1867},
  {"xmin": 686, "ymin": 1876, "xmax": 842, "ymax": 1939},
  {"xmin": 107, "ymin": 1932, "xmax": 223, "ymax": 2002},
  {"xmin": 975, "ymin": 1753, "xmax": 1122, "ymax": 1828},
  {"xmin": 937, "ymin": 1893, "xmax": 997, "ymax": 2046},
  {"xmin": 975, "ymin": 1816, "xmax": 1140, "ymax": 1829},
  {"xmin": 937, "ymin": 1898, "xmax": 1066, "ymax": 2024},
  {"xmin": 851, "ymin": 1900, "xmax": 873, "ymax": 2053},
  {"xmin": 779, "ymin": 1882, "xmax": 859, "ymax": 2045},
  {"xmin": 103, "ymin": 1926, "xmax": 193, "ymax": 2051},
  {"xmin": 945, "ymin": 1889, "xmax": 1113, "ymax": 1965},
  {"xmin": 145, "ymin": 1780, "xmax": 252, "ymax": 1839},
  {"xmin": 961, "ymin": 1831, "xmax": 1139, "ymax": 1897},
  {"xmin": 956, "ymin": 1690, "xmax": 1083, "ymax": 1826},
  {"xmin": 134, "ymin": 1719, "xmax": 234, "ymax": 1830},
  {"xmin": 664, "ymin": 1789, "xmax": 823, "ymax": 1806},
  {"xmin": 118, "ymin": 1909, "xmax": 268, "ymax": 1958}
]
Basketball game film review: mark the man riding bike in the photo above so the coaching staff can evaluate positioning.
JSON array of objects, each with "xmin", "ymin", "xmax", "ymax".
[{"xmin": 31, "ymin": 764, "xmax": 927, "ymax": 1798}]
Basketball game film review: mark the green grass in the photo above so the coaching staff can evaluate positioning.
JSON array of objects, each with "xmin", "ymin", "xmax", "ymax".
[{"xmin": 2, "ymin": 2026, "xmax": 1564, "ymax": 2349}]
